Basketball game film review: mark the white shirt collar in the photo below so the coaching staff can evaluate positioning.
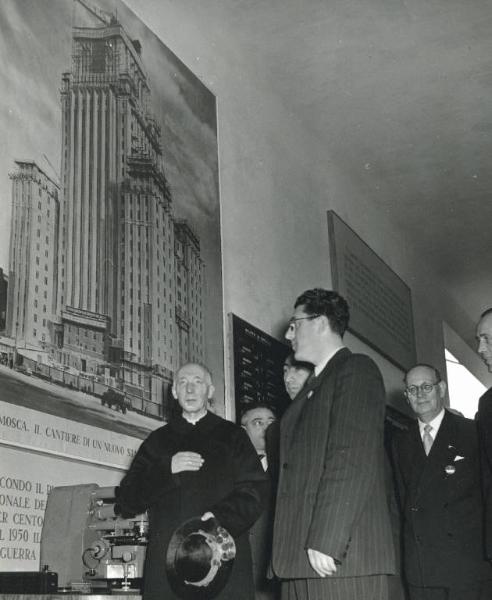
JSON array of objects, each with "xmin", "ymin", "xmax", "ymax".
[
  {"xmin": 418, "ymin": 408, "xmax": 445, "ymax": 438},
  {"xmin": 183, "ymin": 410, "xmax": 207, "ymax": 425},
  {"xmin": 314, "ymin": 346, "xmax": 345, "ymax": 377}
]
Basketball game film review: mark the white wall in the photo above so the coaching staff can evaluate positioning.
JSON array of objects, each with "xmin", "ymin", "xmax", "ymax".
[{"xmin": 126, "ymin": 0, "xmax": 492, "ymax": 410}]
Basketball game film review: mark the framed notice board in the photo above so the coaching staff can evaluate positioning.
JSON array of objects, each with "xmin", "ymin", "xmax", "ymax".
[
  {"xmin": 327, "ymin": 210, "xmax": 416, "ymax": 370},
  {"xmin": 229, "ymin": 314, "xmax": 291, "ymax": 423}
]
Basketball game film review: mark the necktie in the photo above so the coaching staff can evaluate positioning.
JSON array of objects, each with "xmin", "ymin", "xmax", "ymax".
[
  {"xmin": 258, "ymin": 454, "xmax": 268, "ymax": 471},
  {"xmin": 422, "ymin": 424, "xmax": 433, "ymax": 455}
]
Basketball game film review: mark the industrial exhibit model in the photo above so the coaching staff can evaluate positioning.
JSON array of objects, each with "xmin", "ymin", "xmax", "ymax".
[
  {"xmin": 0, "ymin": 483, "xmax": 148, "ymax": 594},
  {"xmin": 40, "ymin": 484, "xmax": 148, "ymax": 593}
]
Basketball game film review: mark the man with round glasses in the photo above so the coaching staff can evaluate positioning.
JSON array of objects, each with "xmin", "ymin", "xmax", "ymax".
[
  {"xmin": 392, "ymin": 363, "xmax": 492, "ymax": 600},
  {"xmin": 272, "ymin": 288, "xmax": 395, "ymax": 600}
]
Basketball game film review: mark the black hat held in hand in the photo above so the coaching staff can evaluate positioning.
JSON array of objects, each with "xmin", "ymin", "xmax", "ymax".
[{"xmin": 166, "ymin": 516, "xmax": 236, "ymax": 599}]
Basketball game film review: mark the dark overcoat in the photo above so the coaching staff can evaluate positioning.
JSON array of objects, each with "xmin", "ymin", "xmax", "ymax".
[
  {"xmin": 116, "ymin": 411, "xmax": 268, "ymax": 600},
  {"xmin": 248, "ymin": 461, "xmax": 278, "ymax": 600},
  {"xmin": 477, "ymin": 387, "xmax": 492, "ymax": 558},
  {"xmin": 392, "ymin": 409, "xmax": 492, "ymax": 588},
  {"xmin": 271, "ymin": 348, "xmax": 395, "ymax": 581}
]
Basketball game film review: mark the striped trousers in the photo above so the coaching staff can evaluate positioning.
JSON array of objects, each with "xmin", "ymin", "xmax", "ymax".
[{"xmin": 281, "ymin": 575, "xmax": 388, "ymax": 600}]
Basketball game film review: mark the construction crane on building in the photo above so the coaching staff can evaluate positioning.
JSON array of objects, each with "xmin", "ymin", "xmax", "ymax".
[
  {"xmin": 42, "ymin": 154, "xmax": 60, "ymax": 185},
  {"xmin": 74, "ymin": 0, "xmax": 114, "ymax": 26}
]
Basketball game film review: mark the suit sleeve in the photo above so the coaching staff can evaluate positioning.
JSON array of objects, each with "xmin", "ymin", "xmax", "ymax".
[
  {"xmin": 306, "ymin": 355, "xmax": 385, "ymax": 560},
  {"xmin": 477, "ymin": 396, "xmax": 492, "ymax": 558},
  {"xmin": 390, "ymin": 432, "xmax": 407, "ymax": 513},
  {"xmin": 478, "ymin": 396, "xmax": 492, "ymax": 473},
  {"xmin": 210, "ymin": 427, "xmax": 269, "ymax": 538},
  {"xmin": 115, "ymin": 430, "xmax": 178, "ymax": 517}
]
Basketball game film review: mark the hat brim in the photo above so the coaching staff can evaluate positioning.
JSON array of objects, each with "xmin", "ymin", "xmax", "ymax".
[{"xmin": 166, "ymin": 516, "xmax": 235, "ymax": 600}]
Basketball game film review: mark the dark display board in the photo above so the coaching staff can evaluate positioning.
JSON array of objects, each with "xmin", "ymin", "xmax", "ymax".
[{"xmin": 229, "ymin": 314, "xmax": 290, "ymax": 422}]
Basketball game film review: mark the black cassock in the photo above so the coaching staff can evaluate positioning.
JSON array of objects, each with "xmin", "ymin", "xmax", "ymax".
[{"xmin": 116, "ymin": 411, "xmax": 268, "ymax": 600}]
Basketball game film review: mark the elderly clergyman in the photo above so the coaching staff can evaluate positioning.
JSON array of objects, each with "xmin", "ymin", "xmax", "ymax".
[{"xmin": 116, "ymin": 362, "xmax": 267, "ymax": 600}]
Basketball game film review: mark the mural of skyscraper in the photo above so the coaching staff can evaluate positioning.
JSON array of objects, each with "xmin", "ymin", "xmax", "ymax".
[
  {"xmin": 174, "ymin": 220, "xmax": 204, "ymax": 368},
  {"xmin": 4, "ymin": 3, "xmax": 210, "ymax": 418},
  {"xmin": 6, "ymin": 160, "xmax": 59, "ymax": 350},
  {"xmin": 0, "ymin": 268, "xmax": 8, "ymax": 332}
]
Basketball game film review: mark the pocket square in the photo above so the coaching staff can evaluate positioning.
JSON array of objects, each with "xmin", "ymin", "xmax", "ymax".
[{"xmin": 453, "ymin": 455, "xmax": 465, "ymax": 462}]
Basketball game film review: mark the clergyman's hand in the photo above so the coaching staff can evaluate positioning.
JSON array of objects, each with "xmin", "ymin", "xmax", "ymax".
[
  {"xmin": 307, "ymin": 548, "xmax": 337, "ymax": 577},
  {"xmin": 171, "ymin": 451, "xmax": 204, "ymax": 474}
]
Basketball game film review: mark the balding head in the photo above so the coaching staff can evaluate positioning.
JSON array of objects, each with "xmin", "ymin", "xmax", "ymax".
[
  {"xmin": 172, "ymin": 363, "xmax": 214, "ymax": 421},
  {"xmin": 404, "ymin": 364, "xmax": 446, "ymax": 423},
  {"xmin": 241, "ymin": 405, "xmax": 276, "ymax": 453}
]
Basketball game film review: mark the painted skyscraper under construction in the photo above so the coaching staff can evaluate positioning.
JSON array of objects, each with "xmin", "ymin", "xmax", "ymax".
[
  {"xmin": 49, "ymin": 9, "xmax": 204, "ymax": 414},
  {"xmin": 7, "ymin": 161, "xmax": 60, "ymax": 351}
]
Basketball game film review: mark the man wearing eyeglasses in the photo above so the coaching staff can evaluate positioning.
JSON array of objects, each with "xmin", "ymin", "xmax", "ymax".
[
  {"xmin": 271, "ymin": 288, "xmax": 395, "ymax": 600},
  {"xmin": 392, "ymin": 363, "xmax": 492, "ymax": 600}
]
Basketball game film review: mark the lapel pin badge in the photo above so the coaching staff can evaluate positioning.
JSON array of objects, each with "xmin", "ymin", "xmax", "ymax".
[{"xmin": 444, "ymin": 465, "xmax": 456, "ymax": 475}]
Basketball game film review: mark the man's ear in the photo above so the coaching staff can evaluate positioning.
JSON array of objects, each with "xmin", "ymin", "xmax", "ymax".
[
  {"xmin": 207, "ymin": 384, "xmax": 215, "ymax": 400},
  {"xmin": 316, "ymin": 314, "xmax": 329, "ymax": 331},
  {"xmin": 171, "ymin": 384, "xmax": 177, "ymax": 400},
  {"xmin": 438, "ymin": 380, "xmax": 447, "ymax": 398},
  {"xmin": 318, "ymin": 314, "xmax": 334, "ymax": 337}
]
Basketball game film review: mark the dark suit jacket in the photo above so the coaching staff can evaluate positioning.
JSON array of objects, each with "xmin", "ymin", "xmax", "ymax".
[
  {"xmin": 392, "ymin": 410, "xmax": 492, "ymax": 588},
  {"xmin": 477, "ymin": 387, "xmax": 492, "ymax": 559},
  {"xmin": 271, "ymin": 348, "xmax": 395, "ymax": 579},
  {"xmin": 249, "ymin": 462, "xmax": 279, "ymax": 600},
  {"xmin": 265, "ymin": 420, "xmax": 280, "ymax": 489}
]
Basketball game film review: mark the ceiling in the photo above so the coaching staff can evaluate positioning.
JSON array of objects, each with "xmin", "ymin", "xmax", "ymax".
[
  {"xmin": 141, "ymin": 0, "xmax": 492, "ymax": 327},
  {"xmin": 242, "ymin": 0, "xmax": 492, "ymax": 320}
]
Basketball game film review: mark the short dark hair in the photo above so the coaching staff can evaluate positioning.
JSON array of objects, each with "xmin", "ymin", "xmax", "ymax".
[
  {"xmin": 404, "ymin": 363, "xmax": 442, "ymax": 385},
  {"xmin": 294, "ymin": 288, "xmax": 349, "ymax": 336},
  {"xmin": 480, "ymin": 308, "xmax": 492, "ymax": 319},
  {"xmin": 284, "ymin": 352, "xmax": 313, "ymax": 372},
  {"xmin": 240, "ymin": 403, "xmax": 276, "ymax": 425}
]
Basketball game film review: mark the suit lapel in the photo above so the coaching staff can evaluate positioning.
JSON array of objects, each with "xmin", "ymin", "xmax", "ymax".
[
  {"xmin": 402, "ymin": 421, "xmax": 427, "ymax": 503},
  {"xmin": 411, "ymin": 411, "xmax": 455, "ymax": 503},
  {"xmin": 280, "ymin": 348, "xmax": 351, "ymax": 458},
  {"xmin": 417, "ymin": 411, "xmax": 455, "ymax": 492},
  {"xmin": 280, "ymin": 375, "xmax": 317, "ymax": 453}
]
